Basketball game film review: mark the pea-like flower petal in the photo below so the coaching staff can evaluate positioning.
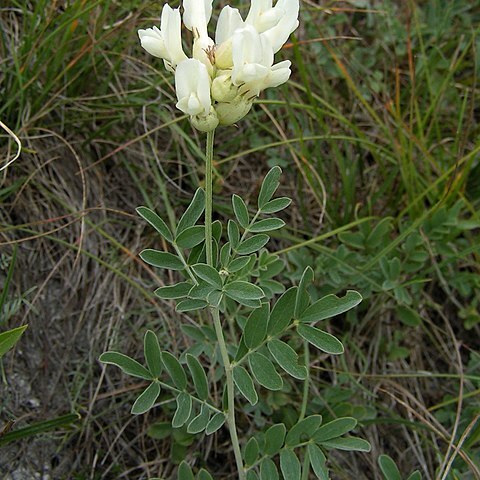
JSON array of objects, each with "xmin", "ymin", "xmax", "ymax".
[
  {"xmin": 138, "ymin": 5, "xmax": 187, "ymax": 72},
  {"xmin": 175, "ymin": 59, "xmax": 212, "ymax": 117}
]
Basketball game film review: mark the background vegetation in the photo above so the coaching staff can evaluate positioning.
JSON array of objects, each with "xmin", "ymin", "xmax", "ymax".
[{"xmin": 1, "ymin": 0, "xmax": 479, "ymax": 478}]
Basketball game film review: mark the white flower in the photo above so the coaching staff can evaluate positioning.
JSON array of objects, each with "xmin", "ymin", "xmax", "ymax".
[
  {"xmin": 231, "ymin": 25, "xmax": 291, "ymax": 96},
  {"xmin": 245, "ymin": 0, "xmax": 299, "ymax": 53},
  {"xmin": 183, "ymin": 0, "xmax": 215, "ymax": 72},
  {"xmin": 183, "ymin": 0, "xmax": 213, "ymax": 40},
  {"xmin": 260, "ymin": 0, "xmax": 299, "ymax": 53},
  {"xmin": 215, "ymin": 6, "xmax": 244, "ymax": 45},
  {"xmin": 138, "ymin": 5, "xmax": 187, "ymax": 72},
  {"xmin": 175, "ymin": 59, "xmax": 212, "ymax": 117}
]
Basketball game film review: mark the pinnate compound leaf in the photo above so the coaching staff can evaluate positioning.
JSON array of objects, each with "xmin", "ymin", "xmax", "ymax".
[
  {"xmin": 313, "ymin": 417, "xmax": 357, "ymax": 443},
  {"xmin": 233, "ymin": 366, "xmax": 258, "ymax": 406},
  {"xmin": 280, "ymin": 448, "xmax": 301, "ymax": 480},
  {"xmin": 244, "ymin": 303, "xmax": 270, "ymax": 349},
  {"xmin": 232, "ymin": 194, "xmax": 249, "ymax": 228},
  {"xmin": 176, "ymin": 225, "xmax": 205, "ymax": 249},
  {"xmin": 178, "ymin": 461, "xmax": 194, "ymax": 480},
  {"xmin": 186, "ymin": 354, "xmax": 209, "ymax": 401},
  {"xmin": 224, "ymin": 281, "xmax": 264, "ymax": 302},
  {"xmin": 140, "ymin": 250, "xmax": 184, "ymax": 270},
  {"xmin": 144, "ymin": 330, "xmax": 162, "ymax": 377},
  {"xmin": 236, "ymin": 234, "xmax": 269, "ymax": 255},
  {"xmin": 258, "ymin": 166, "xmax": 281, "ymax": 209},
  {"xmin": 177, "ymin": 188, "xmax": 205, "ymax": 235},
  {"xmin": 136, "ymin": 206, "xmax": 173, "ymax": 242},
  {"xmin": 192, "ymin": 263, "xmax": 223, "ymax": 288},
  {"xmin": 187, "ymin": 403, "xmax": 210, "ymax": 434},
  {"xmin": 297, "ymin": 324, "xmax": 344, "ymax": 355},
  {"xmin": 285, "ymin": 415, "xmax": 322, "ymax": 446},
  {"xmin": 267, "ymin": 286, "xmax": 297, "ymax": 336},
  {"xmin": 248, "ymin": 352, "xmax": 283, "ymax": 391},
  {"xmin": 99, "ymin": 352, "xmax": 152, "ymax": 380},
  {"xmin": 308, "ymin": 443, "xmax": 328, "ymax": 480},
  {"xmin": 172, "ymin": 392, "xmax": 192, "ymax": 428},
  {"xmin": 131, "ymin": 382, "xmax": 160, "ymax": 415},
  {"xmin": 260, "ymin": 458, "xmax": 279, "ymax": 480},
  {"xmin": 155, "ymin": 282, "xmax": 192, "ymax": 299},
  {"xmin": 161, "ymin": 351, "xmax": 187, "ymax": 389},
  {"xmin": 0, "ymin": 325, "xmax": 27, "ymax": 358},
  {"xmin": 244, "ymin": 437, "xmax": 259, "ymax": 466},
  {"xmin": 205, "ymin": 412, "xmax": 225, "ymax": 435},
  {"xmin": 378, "ymin": 455, "xmax": 402, "ymax": 480},
  {"xmin": 322, "ymin": 436, "xmax": 371, "ymax": 452},
  {"xmin": 250, "ymin": 218, "xmax": 285, "ymax": 233},
  {"xmin": 176, "ymin": 299, "xmax": 208, "ymax": 312},
  {"xmin": 267, "ymin": 339, "xmax": 307, "ymax": 380},
  {"xmin": 261, "ymin": 197, "xmax": 291, "ymax": 214},
  {"xmin": 300, "ymin": 291, "xmax": 362, "ymax": 323},
  {"xmin": 264, "ymin": 423, "xmax": 286, "ymax": 455}
]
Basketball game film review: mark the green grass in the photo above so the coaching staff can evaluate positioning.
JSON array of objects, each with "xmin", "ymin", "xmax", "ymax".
[{"xmin": 0, "ymin": 0, "xmax": 479, "ymax": 478}]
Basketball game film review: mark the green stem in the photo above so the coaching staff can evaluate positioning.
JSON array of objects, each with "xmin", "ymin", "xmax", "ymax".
[
  {"xmin": 204, "ymin": 129, "xmax": 245, "ymax": 480},
  {"xmin": 212, "ymin": 307, "xmax": 245, "ymax": 479},
  {"xmin": 205, "ymin": 129, "xmax": 215, "ymax": 266}
]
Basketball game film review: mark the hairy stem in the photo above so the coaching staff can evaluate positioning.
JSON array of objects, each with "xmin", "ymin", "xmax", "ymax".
[{"xmin": 205, "ymin": 129, "xmax": 245, "ymax": 480}]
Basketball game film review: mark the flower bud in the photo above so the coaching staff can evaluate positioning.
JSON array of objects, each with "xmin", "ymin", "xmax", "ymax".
[
  {"xmin": 216, "ymin": 96, "xmax": 253, "ymax": 125},
  {"xmin": 215, "ymin": 39, "xmax": 234, "ymax": 69},
  {"xmin": 191, "ymin": 108, "xmax": 219, "ymax": 132},
  {"xmin": 211, "ymin": 71, "xmax": 238, "ymax": 102}
]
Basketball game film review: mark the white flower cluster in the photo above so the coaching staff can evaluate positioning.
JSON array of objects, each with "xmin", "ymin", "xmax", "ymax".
[{"xmin": 138, "ymin": 0, "xmax": 299, "ymax": 132}]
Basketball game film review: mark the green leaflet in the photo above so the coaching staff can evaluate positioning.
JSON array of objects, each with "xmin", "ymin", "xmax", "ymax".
[
  {"xmin": 192, "ymin": 263, "xmax": 223, "ymax": 288},
  {"xmin": 187, "ymin": 403, "xmax": 210, "ymax": 434},
  {"xmin": 176, "ymin": 188, "xmax": 205, "ymax": 235},
  {"xmin": 140, "ymin": 249, "xmax": 184, "ymax": 270},
  {"xmin": 136, "ymin": 206, "xmax": 173, "ymax": 243},
  {"xmin": 162, "ymin": 351, "xmax": 187, "ymax": 389},
  {"xmin": 267, "ymin": 286, "xmax": 297, "ymax": 336},
  {"xmin": 258, "ymin": 166, "xmax": 281, "ymax": 209},
  {"xmin": 313, "ymin": 417, "xmax": 358, "ymax": 443},
  {"xmin": 280, "ymin": 449, "xmax": 301, "ymax": 480},
  {"xmin": 178, "ymin": 461, "xmax": 195, "ymax": 480},
  {"xmin": 378, "ymin": 455, "xmax": 402, "ymax": 480},
  {"xmin": 99, "ymin": 352, "xmax": 152, "ymax": 380},
  {"xmin": 243, "ymin": 303, "xmax": 269, "ymax": 349},
  {"xmin": 131, "ymin": 382, "xmax": 160, "ymax": 415},
  {"xmin": 205, "ymin": 412, "xmax": 226, "ymax": 435},
  {"xmin": 0, "ymin": 325, "xmax": 27, "ymax": 358},
  {"xmin": 172, "ymin": 392, "xmax": 192, "ymax": 428},
  {"xmin": 299, "ymin": 290, "xmax": 362, "ymax": 323},
  {"xmin": 233, "ymin": 365, "xmax": 258, "ymax": 405},
  {"xmin": 297, "ymin": 324, "xmax": 344, "ymax": 355},
  {"xmin": 308, "ymin": 443, "xmax": 329, "ymax": 480},
  {"xmin": 144, "ymin": 330, "xmax": 163, "ymax": 378},
  {"xmin": 248, "ymin": 352, "xmax": 283, "ymax": 391},
  {"xmin": 267, "ymin": 339, "xmax": 307, "ymax": 380},
  {"xmin": 186, "ymin": 354, "xmax": 209, "ymax": 401},
  {"xmin": 285, "ymin": 415, "xmax": 322, "ymax": 446},
  {"xmin": 236, "ymin": 234, "xmax": 269, "ymax": 255},
  {"xmin": 232, "ymin": 194, "xmax": 249, "ymax": 228},
  {"xmin": 155, "ymin": 282, "xmax": 192, "ymax": 299},
  {"xmin": 322, "ymin": 436, "xmax": 371, "ymax": 452},
  {"xmin": 263, "ymin": 423, "xmax": 286, "ymax": 455},
  {"xmin": 260, "ymin": 458, "xmax": 279, "ymax": 480},
  {"xmin": 176, "ymin": 225, "xmax": 205, "ymax": 249},
  {"xmin": 243, "ymin": 437, "xmax": 259, "ymax": 466}
]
